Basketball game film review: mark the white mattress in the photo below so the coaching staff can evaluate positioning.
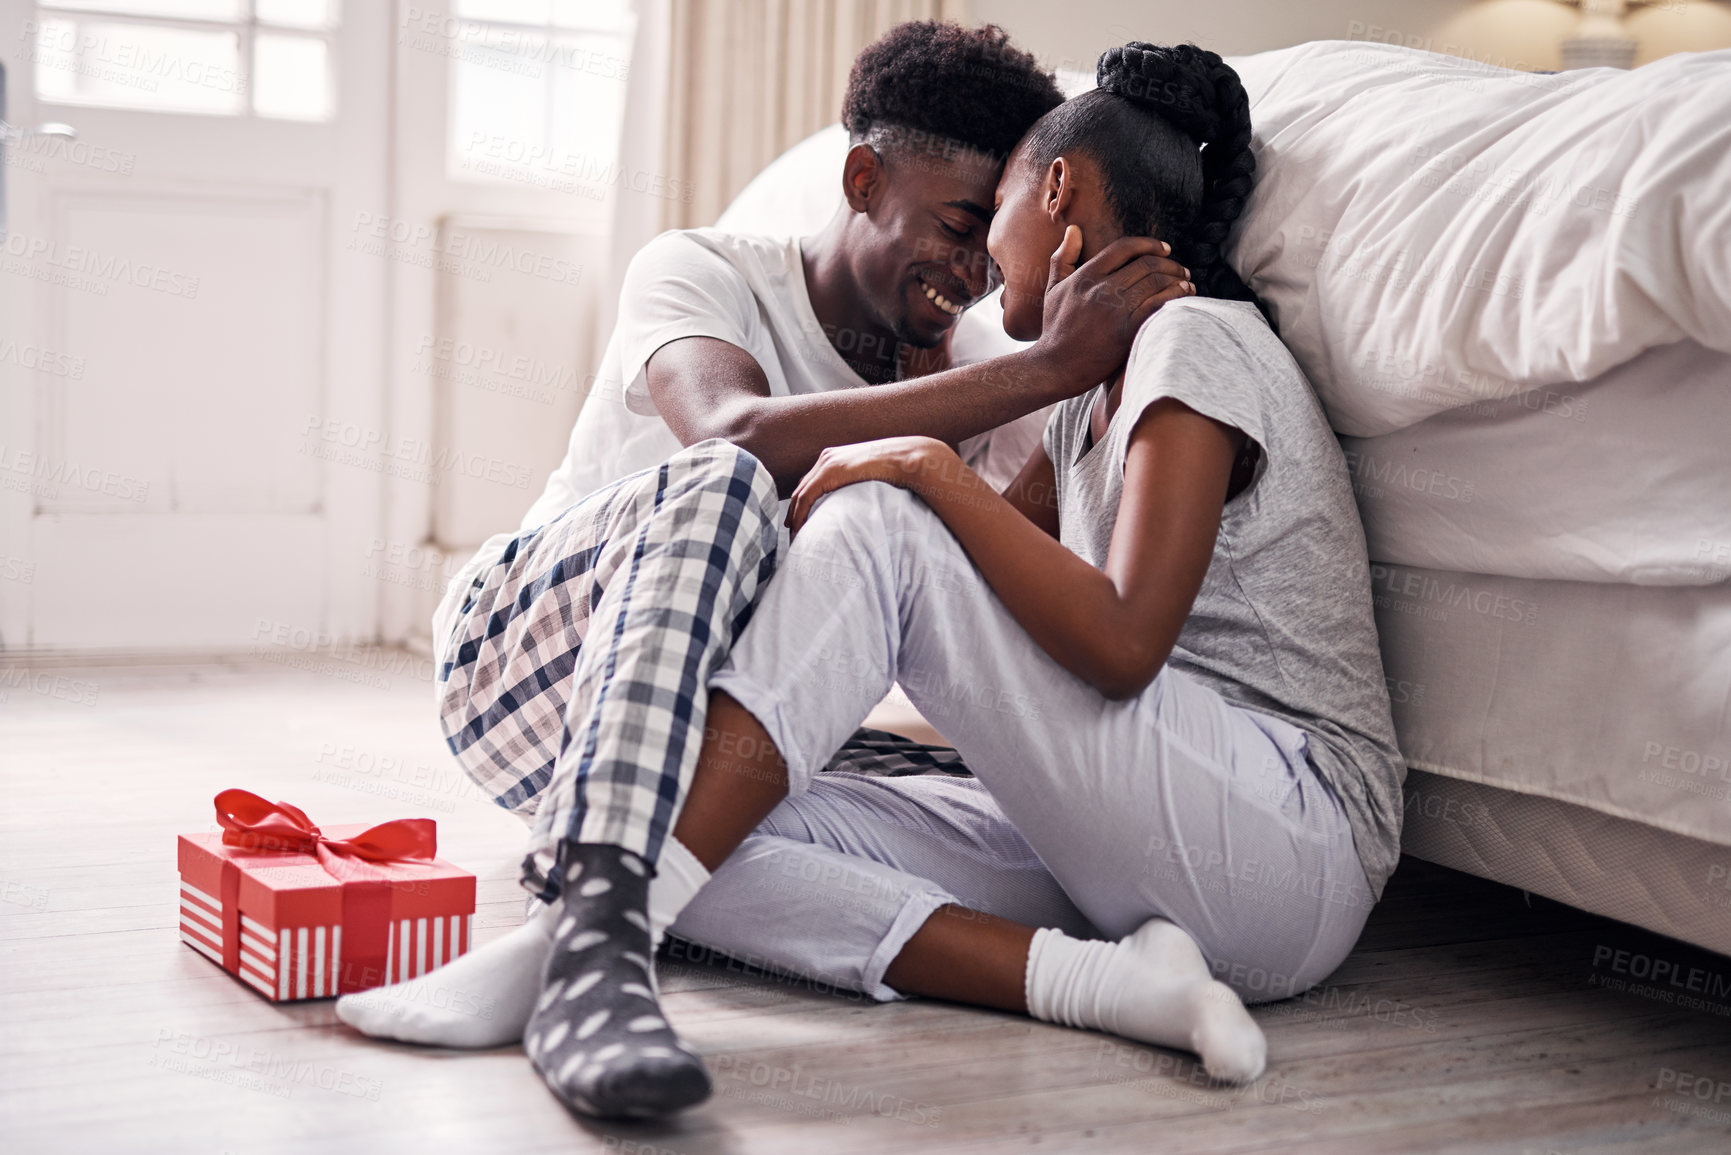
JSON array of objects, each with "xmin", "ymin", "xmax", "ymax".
[
  {"xmin": 1401, "ymin": 770, "xmax": 1731, "ymax": 956},
  {"xmin": 1341, "ymin": 341, "xmax": 1731, "ymax": 586},
  {"xmin": 1373, "ymin": 562, "xmax": 1731, "ymax": 848}
]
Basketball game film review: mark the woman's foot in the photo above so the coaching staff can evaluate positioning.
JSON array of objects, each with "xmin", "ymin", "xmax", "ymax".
[
  {"xmin": 334, "ymin": 901, "xmax": 557, "ymax": 1048},
  {"xmin": 1025, "ymin": 917, "xmax": 1267, "ymax": 1082},
  {"xmin": 525, "ymin": 843, "xmax": 711, "ymax": 1119}
]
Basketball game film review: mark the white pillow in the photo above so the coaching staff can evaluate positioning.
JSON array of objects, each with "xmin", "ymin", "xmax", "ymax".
[{"xmin": 1230, "ymin": 41, "xmax": 1731, "ymax": 435}]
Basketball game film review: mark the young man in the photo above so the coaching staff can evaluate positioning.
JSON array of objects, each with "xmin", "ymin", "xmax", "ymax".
[{"xmin": 337, "ymin": 22, "xmax": 1191, "ymax": 1118}]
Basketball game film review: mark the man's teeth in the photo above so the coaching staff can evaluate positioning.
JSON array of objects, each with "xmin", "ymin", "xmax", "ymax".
[{"xmin": 923, "ymin": 283, "xmax": 962, "ymax": 316}]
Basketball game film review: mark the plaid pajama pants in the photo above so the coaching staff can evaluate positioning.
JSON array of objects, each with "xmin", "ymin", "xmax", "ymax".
[{"xmin": 434, "ymin": 439, "xmax": 969, "ymax": 901}]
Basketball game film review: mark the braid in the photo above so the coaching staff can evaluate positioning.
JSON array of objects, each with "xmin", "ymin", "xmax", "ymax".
[{"xmin": 1094, "ymin": 43, "xmax": 1272, "ymax": 327}]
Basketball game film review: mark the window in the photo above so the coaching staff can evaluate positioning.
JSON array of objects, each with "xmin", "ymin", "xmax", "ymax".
[
  {"xmin": 437, "ymin": 0, "xmax": 634, "ymax": 196},
  {"xmin": 32, "ymin": 0, "xmax": 338, "ymax": 121}
]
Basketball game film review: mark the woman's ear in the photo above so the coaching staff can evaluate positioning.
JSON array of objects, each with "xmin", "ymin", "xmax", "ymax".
[
  {"xmin": 841, "ymin": 143, "xmax": 884, "ymax": 213},
  {"xmin": 1044, "ymin": 156, "xmax": 1077, "ymax": 224}
]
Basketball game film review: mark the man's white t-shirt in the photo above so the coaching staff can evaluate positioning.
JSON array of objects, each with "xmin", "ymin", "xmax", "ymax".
[{"xmin": 519, "ymin": 228, "xmax": 869, "ymax": 531}]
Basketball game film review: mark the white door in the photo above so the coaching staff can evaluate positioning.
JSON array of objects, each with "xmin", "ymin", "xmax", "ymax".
[{"xmin": 0, "ymin": 0, "xmax": 389, "ymax": 650}]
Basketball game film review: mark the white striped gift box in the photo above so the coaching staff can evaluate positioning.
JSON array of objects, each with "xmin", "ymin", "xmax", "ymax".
[{"xmin": 178, "ymin": 880, "xmax": 474, "ymax": 1001}]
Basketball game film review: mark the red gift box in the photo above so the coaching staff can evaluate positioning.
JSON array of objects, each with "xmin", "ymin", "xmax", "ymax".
[{"xmin": 177, "ymin": 789, "xmax": 476, "ymax": 1002}]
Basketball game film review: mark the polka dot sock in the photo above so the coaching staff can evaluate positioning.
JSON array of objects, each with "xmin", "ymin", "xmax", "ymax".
[{"xmin": 525, "ymin": 842, "xmax": 712, "ymax": 1119}]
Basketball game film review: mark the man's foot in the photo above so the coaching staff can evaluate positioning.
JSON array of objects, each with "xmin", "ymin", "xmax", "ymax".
[
  {"xmin": 334, "ymin": 902, "xmax": 556, "ymax": 1048},
  {"xmin": 526, "ymin": 843, "xmax": 711, "ymax": 1119},
  {"xmin": 1026, "ymin": 917, "xmax": 1267, "ymax": 1082}
]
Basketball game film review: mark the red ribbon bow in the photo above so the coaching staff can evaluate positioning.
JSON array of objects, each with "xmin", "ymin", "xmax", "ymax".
[
  {"xmin": 214, "ymin": 788, "xmax": 436, "ymax": 881},
  {"xmin": 210, "ymin": 789, "xmax": 439, "ymax": 995}
]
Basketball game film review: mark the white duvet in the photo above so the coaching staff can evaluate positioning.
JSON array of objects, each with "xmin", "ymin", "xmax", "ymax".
[{"xmin": 1231, "ymin": 40, "xmax": 1731, "ymax": 436}]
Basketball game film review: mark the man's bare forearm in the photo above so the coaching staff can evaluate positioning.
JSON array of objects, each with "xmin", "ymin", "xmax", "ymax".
[{"xmin": 712, "ymin": 348, "xmax": 1086, "ymax": 494}]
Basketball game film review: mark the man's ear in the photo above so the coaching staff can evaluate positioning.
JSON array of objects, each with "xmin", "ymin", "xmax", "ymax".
[
  {"xmin": 1044, "ymin": 157, "xmax": 1076, "ymax": 224},
  {"xmin": 841, "ymin": 143, "xmax": 885, "ymax": 213}
]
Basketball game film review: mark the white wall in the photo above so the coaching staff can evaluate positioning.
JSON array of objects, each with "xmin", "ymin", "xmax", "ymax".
[{"xmin": 972, "ymin": 0, "xmax": 1731, "ymax": 74}]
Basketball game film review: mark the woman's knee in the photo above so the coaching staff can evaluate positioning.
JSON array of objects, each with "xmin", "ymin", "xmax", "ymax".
[{"xmin": 807, "ymin": 483, "xmax": 960, "ymax": 569}]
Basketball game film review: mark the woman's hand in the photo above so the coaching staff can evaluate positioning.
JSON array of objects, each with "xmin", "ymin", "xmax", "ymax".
[{"xmin": 785, "ymin": 436, "xmax": 959, "ymax": 536}]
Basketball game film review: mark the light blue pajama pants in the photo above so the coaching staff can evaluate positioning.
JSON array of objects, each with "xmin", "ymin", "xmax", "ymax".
[{"xmin": 681, "ymin": 481, "xmax": 1374, "ymax": 1005}]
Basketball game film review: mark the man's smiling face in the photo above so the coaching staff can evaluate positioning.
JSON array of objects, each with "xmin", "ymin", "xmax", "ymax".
[{"xmin": 847, "ymin": 137, "xmax": 1002, "ymax": 349}]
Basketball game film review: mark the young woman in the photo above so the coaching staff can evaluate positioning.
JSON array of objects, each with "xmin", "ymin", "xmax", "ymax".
[{"xmin": 377, "ymin": 42, "xmax": 1405, "ymax": 1120}]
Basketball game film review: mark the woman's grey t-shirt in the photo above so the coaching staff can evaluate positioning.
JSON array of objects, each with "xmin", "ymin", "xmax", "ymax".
[{"xmin": 1043, "ymin": 297, "xmax": 1405, "ymax": 898}]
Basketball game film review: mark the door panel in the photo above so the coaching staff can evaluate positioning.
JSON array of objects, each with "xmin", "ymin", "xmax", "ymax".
[
  {"xmin": 47, "ymin": 188, "xmax": 324, "ymax": 516},
  {"xmin": 0, "ymin": 1, "xmax": 389, "ymax": 651}
]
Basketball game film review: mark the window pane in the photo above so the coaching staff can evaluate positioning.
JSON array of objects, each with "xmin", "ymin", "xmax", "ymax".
[
  {"xmin": 256, "ymin": 0, "xmax": 339, "ymax": 30},
  {"xmin": 453, "ymin": 0, "xmax": 630, "ymax": 32},
  {"xmin": 447, "ymin": 24, "xmax": 630, "ymax": 194},
  {"xmin": 454, "ymin": 0, "xmax": 550, "ymax": 25},
  {"xmin": 449, "ymin": 23, "xmax": 550, "ymax": 181},
  {"xmin": 39, "ymin": 0, "xmax": 246, "ymax": 19},
  {"xmin": 253, "ymin": 33, "xmax": 330, "ymax": 120},
  {"xmin": 550, "ymin": 0, "xmax": 629, "ymax": 32},
  {"xmin": 35, "ymin": 18, "xmax": 244, "ymax": 114}
]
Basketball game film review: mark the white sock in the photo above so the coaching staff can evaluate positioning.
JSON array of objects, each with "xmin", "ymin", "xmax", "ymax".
[
  {"xmin": 335, "ymin": 900, "xmax": 558, "ymax": 1049},
  {"xmin": 335, "ymin": 838, "xmax": 710, "ymax": 1048},
  {"xmin": 647, "ymin": 836, "xmax": 711, "ymax": 951},
  {"xmin": 1024, "ymin": 918, "xmax": 1267, "ymax": 1083}
]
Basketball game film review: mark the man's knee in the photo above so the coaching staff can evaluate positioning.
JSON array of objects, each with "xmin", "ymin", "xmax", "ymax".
[{"xmin": 670, "ymin": 439, "xmax": 779, "ymax": 522}]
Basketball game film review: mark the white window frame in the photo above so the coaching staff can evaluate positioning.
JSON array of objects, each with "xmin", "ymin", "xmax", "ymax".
[{"xmin": 31, "ymin": 0, "xmax": 341, "ymax": 120}]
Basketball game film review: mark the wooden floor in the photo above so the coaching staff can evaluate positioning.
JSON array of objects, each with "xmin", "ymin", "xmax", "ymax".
[{"xmin": 4, "ymin": 653, "xmax": 1730, "ymax": 1154}]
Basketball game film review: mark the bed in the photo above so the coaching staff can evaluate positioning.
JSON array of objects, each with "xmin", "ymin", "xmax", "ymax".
[{"xmin": 714, "ymin": 40, "xmax": 1731, "ymax": 955}]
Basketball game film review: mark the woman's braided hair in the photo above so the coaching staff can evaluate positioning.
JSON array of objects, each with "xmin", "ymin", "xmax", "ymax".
[{"xmin": 1024, "ymin": 42, "xmax": 1270, "ymax": 325}]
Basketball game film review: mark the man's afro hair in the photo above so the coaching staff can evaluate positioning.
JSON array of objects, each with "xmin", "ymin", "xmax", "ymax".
[{"xmin": 842, "ymin": 22, "xmax": 1064, "ymax": 160}]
